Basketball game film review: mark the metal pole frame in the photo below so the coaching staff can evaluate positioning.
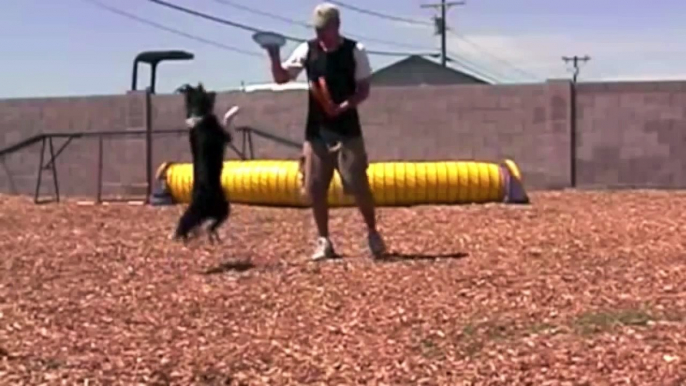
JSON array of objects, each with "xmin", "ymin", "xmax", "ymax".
[
  {"xmin": 33, "ymin": 138, "xmax": 46, "ymax": 204},
  {"xmin": 96, "ymin": 137, "xmax": 104, "ymax": 204},
  {"xmin": 145, "ymin": 88, "xmax": 153, "ymax": 202}
]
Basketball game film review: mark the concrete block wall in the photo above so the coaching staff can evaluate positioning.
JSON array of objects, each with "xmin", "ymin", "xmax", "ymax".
[
  {"xmin": 1, "ymin": 79, "xmax": 685, "ymax": 199},
  {"xmin": 576, "ymin": 81, "xmax": 686, "ymax": 188},
  {"xmin": 149, "ymin": 81, "xmax": 572, "ymax": 188}
]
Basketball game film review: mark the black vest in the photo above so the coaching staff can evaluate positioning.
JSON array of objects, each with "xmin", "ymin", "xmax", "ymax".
[{"xmin": 304, "ymin": 38, "xmax": 362, "ymax": 140}]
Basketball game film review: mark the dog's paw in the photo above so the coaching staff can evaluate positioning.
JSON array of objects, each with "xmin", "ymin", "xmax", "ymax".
[
  {"xmin": 207, "ymin": 231, "xmax": 222, "ymax": 244},
  {"xmin": 185, "ymin": 116, "xmax": 202, "ymax": 129},
  {"xmin": 189, "ymin": 228, "xmax": 202, "ymax": 239},
  {"xmin": 169, "ymin": 233, "xmax": 186, "ymax": 243}
]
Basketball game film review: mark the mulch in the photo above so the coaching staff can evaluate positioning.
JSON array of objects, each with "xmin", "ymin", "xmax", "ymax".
[{"xmin": 1, "ymin": 190, "xmax": 685, "ymax": 385}]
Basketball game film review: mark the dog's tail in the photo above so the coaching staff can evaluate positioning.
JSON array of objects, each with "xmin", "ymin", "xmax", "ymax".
[
  {"xmin": 222, "ymin": 106, "xmax": 240, "ymax": 129},
  {"xmin": 155, "ymin": 161, "xmax": 174, "ymax": 180}
]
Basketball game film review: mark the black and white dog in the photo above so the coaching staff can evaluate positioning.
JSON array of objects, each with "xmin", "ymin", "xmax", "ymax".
[{"xmin": 172, "ymin": 83, "xmax": 239, "ymax": 243}]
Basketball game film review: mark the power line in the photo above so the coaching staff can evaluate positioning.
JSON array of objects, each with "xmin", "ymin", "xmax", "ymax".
[
  {"xmin": 329, "ymin": 0, "xmax": 433, "ymax": 26},
  {"xmin": 79, "ymin": 0, "xmax": 261, "ymax": 57},
  {"xmin": 316, "ymin": 1, "xmax": 540, "ymax": 82},
  {"xmin": 445, "ymin": 55, "xmax": 501, "ymax": 84},
  {"xmin": 311, "ymin": 0, "xmax": 507, "ymax": 81},
  {"xmin": 83, "ymin": 0, "xmax": 510, "ymax": 83},
  {"xmin": 212, "ymin": 0, "xmax": 310, "ymax": 27},
  {"xmin": 210, "ymin": 0, "xmax": 435, "ymax": 51},
  {"xmin": 148, "ymin": 0, "xmax": 278, "ymax": 35},
  {"xmin": 447, "ymin": 30, "xmax": 539, "ymax": 81},
  {"xmin": 447, "ymin": 51, "xmax": 510, "ymax": 83},
  {"xmin": 147, "ymin": 0, "xmax": 436, "ymax": 57},
  {"xmin": 422, "ymin": 0, "xmax": 538, "ymax": 82},
  {"xmin": 562, "ymin": 55, "xmax": 591, "ymax": 83}
]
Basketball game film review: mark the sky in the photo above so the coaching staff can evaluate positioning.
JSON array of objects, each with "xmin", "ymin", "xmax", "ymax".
[{"xmin": 2, "ymin": 0, "xmax": 686, "ymax": 99}]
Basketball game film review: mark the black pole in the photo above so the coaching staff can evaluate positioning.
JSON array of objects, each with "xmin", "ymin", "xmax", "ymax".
[
  {"xmin": 145, "ymin": 88, "xmax": 153, "ymax": 202},
  {"xmin": 570, "ymin": 82, "xmax": 577, "ymax": 188},
  {"xmin": 48, "ymin": 138, "xmax": 60, "ymax": 203},
  {"xmin": 131, "ymin": 60, "xmax": 139, "ymax": 91},
  {"xmin": 34, "ymin": 138, "xmax": 46, "ymax": 204},
  {"xmin": 131, "ymin": 50, "xmax": 194, "ymax": 93},
  {"xmin": 561, "ymin": 55, "xmax": 589, "ymax": 188},
  {"xmin": 150, "ymin": 62, "xmax": 158, "ymax": 94},
  {"xmin": 97, "ymin": 136, "xmax": 104, "ymax": 204},
  {"xmin": 440, "ymin": 0, "xmax": 446, "ymax": 67},
  {"xmin": 421, "ymin": 1, "xmax": 464, "ymax": 67}
]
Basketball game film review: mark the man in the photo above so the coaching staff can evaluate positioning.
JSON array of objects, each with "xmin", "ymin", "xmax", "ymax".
[{"xmin": 265, "ymin": 2, "xmax": 387, "ymax": 260}]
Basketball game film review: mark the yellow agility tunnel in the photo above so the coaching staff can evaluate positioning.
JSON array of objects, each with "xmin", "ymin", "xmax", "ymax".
[{"xmin": 154, "ymin": 159, "xmax": 529, "ymax": 207}]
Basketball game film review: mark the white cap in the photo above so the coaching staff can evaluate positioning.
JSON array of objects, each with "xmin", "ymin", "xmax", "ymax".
[{"xmin": 312, "ymin": 2, "xmax": 340, "ymax": 29}]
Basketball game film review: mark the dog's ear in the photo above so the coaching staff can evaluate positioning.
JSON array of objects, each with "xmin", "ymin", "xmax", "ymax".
[
  {"xmin": 207, "ymin": 91, "xmax": 216, "ymax": 106},
  {"xmin": 175, "ymin": 84, "xmax": 192, "ymax": 94}
]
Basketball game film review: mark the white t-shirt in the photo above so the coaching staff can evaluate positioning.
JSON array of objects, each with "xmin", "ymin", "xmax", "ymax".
[{"xmin": 281, "ymin": 40, "xmax": 373, "ymax": 82}]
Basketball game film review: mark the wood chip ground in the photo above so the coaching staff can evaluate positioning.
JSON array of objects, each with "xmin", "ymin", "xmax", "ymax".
[{"xmin": 1, "ymin": 191, "xmax": 685, "ymax": 385}]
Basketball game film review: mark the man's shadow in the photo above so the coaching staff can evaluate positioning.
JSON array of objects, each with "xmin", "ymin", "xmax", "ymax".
[
  {"xmin": 377, "ymin": 251, "xmax": 468, "ymax": 263},
  {"xmin": 200, "ymin": 252, "xmax": 468, "ymax": 274}
]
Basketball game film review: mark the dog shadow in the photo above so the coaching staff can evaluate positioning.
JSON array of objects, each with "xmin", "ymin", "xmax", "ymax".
[
  {"xmin": 377, "ymin": 251, "xmax": 468, "ymax": 263},
  {"xmin": 202, "ymin": 260, "xmax": 255, "ymax": 275}
]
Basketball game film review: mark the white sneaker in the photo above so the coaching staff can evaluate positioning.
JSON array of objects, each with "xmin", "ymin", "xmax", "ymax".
[
  {"xmin": 311, "ymin": 237, "xmax": 336, "ymax": 261},
  {"xmin": 367, "ymin": 231, "xmax": 387, "ymax": 258}
]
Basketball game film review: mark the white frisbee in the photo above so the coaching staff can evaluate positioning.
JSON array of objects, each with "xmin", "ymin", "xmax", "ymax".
[{"xmin": 252, "ymin": 31, "xmax": 287, "ymax": 48}]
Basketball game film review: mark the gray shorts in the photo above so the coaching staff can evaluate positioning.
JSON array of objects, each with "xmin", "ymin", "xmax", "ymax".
[{"xmin": 298, "ymin": 135, "xmax": 371, "ymax": 199}]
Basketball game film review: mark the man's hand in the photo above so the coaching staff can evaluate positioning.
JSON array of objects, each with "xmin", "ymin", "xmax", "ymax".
[
  {"xmin": 311, "ymin": 77, "xmax": 370, "ymax": 117},
  {"xmin": 266, "ymin": 45, "xmax": 281, "ymax": 61},
  {"xmin": 316, "ymin": 97, "xmax": 354, "ymax": 117},
  {"xmin": 331, "ymin": 101, "xmax": 351, "ymax": 117},
  {"xmin": 329, "ymin": 79, "xmax": 371, "ymax": 117},
  {"xmin": 266, "ymin": 44, "xmax": 293, "ymax": 84}
]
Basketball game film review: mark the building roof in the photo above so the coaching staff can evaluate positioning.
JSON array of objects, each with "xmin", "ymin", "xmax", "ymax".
[
  {"xmin": 236, "ymin": 82, "xmax": 309, "ymax": 92},
  {"xmin": 370, "ymin": 55, "xmax": 492, "ymax": 85}
]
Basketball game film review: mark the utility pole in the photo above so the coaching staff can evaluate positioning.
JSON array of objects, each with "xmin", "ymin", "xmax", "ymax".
[
  {"xmin": 561, "ymin": 55, "xmax": 590, "ymax": 189},
  {"xmin": 562, "ymin": 55, "xmax": 591, "ymax": 83},
  {"xmin": 421, "ymin": 0, "xmax": 465, "ymax": 67}
]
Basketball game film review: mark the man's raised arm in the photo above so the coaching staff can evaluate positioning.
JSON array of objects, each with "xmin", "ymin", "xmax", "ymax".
[{"xmin": 268, "ymin": 42, "xmax": 308, "ymax": 84}]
